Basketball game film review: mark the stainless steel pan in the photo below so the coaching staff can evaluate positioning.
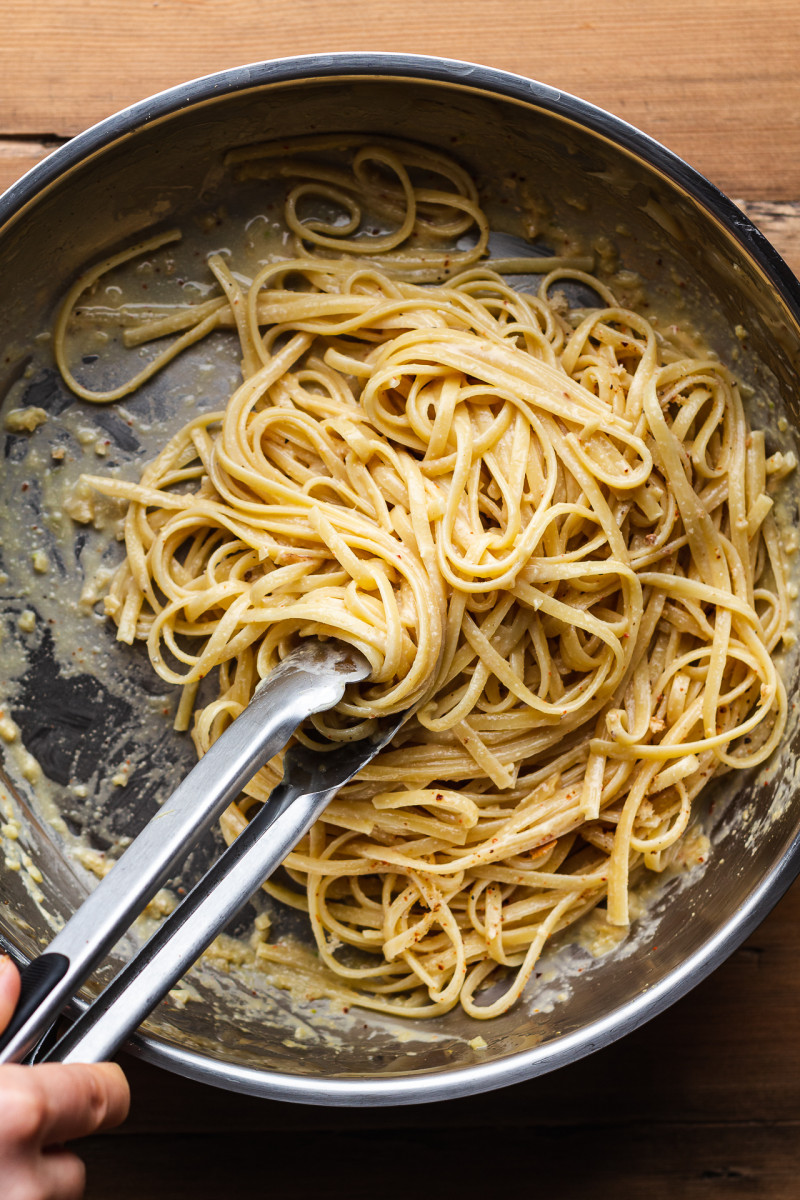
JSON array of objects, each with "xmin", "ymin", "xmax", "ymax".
[{"xmin": 1, "ymin": 53, "xmax": 799, "ymax": 1105}]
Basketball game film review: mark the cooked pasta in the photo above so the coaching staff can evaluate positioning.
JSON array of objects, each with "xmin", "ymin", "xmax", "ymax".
[{"xmin": 55, "ymin": 136, "xmax": 794, "ymax": 1018}]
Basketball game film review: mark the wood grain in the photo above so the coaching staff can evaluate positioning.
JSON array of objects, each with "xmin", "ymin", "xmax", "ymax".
[
  {"xmin": 0, "ymin": 0, "xmax": 799, "ymax": 200},
  {"xmin": 745, "ymin": 203, "xmax": 800, "ymax": 277},
  {"xmin": 82, "ymin": 1124, "xmax": 800, "ymax": 1200},
  {"xmin": 0, "ymin": 138, "xmax": 63, "ymax": 194}
]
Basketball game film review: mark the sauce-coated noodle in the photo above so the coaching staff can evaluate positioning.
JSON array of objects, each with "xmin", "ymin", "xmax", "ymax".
[{"xmin": 56, "ymin": 137, "xmax": 794, "ymax": 1017}]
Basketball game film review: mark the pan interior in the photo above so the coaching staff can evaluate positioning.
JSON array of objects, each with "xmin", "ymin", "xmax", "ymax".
[{"xmin": 1, "ymin": 68, "xmax": 799, "ymax": 1095}]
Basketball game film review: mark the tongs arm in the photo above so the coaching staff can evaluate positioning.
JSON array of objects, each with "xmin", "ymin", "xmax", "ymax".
[
  {"xmin": 43, "ymin": 711, "xmax": 406, "ymax": 1065},
  {"xmin": 0, "ymin": 640, "xmax": 370, "ymax": 1065}
]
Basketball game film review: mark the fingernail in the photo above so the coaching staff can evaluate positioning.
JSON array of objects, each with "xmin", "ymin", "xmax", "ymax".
[{"xmin": 0, "ymin": 953, "xmax": 10, "ymax": 974}]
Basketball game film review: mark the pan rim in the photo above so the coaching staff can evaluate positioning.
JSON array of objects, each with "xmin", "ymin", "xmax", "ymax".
[{"xmin": 3, "ymin": 50, "xmax": 800, "ymax": 1104}]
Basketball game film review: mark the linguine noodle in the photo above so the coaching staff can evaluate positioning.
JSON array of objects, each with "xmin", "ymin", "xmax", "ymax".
[{"xmin": 55, "ymin": 136, "xmax": 794, "ymax": 1018}]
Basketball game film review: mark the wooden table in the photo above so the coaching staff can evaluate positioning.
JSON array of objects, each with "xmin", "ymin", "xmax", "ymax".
[{"xmin": 2, "ymin": 2, "xmax": 800, "ymax": 1195}]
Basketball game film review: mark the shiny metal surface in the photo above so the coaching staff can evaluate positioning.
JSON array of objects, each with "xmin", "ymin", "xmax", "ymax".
[
  {"xmin": 0, "ymin": 639, "xmax": 370, "ymax": 1064},
  {"xmin": 1, "ymin": 53, "xmax": 799, "ymax": 1105},
  {"xmin": 47, "ymin": 697, "xmax": 404, "ymax": 1066}
]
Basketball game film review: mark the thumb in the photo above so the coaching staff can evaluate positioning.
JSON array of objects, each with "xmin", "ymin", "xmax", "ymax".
[{"xmin": 0, "ymin": 953, "xmax": 21, "ymax": 1032}]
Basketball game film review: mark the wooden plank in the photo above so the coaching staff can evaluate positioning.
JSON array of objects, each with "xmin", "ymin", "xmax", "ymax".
[
  {"xmin": 0, "ymin": 0, "xmax": 798, "ymax": 201},
  {"xmin": 80, "ymin": 1121, "xmax": 800, "ymax": 1199},
  {"xmin": 0, "ymin": 139, "xmax": 59, "ymax": 196},
  {"xmin": 746, "ymin": 202, "xmax": 800, "ymax": 278}
]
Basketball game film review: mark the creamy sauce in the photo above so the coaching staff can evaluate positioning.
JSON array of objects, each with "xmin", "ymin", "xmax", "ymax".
[{"xmin": 1, "ymin": 164, "xmax": 799, "ymax": 1054}]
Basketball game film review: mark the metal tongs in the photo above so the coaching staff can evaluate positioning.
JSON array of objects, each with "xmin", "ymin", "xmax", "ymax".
[{"xmin": 0, "ymin": 639, "xmax": 404, "ymax": 1066}]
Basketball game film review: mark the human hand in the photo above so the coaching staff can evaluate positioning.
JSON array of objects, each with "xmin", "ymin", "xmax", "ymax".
[{"xmin": 0, "ymin": 953, "xmax": 130, "ymax": 1200}]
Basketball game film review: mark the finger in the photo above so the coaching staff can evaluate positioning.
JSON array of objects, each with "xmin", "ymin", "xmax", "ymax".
[
  {"xmin": 87, "ymin": 1063, "xmax": 130, "ymax": 1132},
  {"xmin": 37, "ymin": 1147, "xmax": 87, "ymax": 1200},
  {"xmin": 26, "ymin": 1061, "xmax": 130, "ymax": 1146},
  {"xmin": 0, "ymin": 953, "xmax": 21, "ymax": 1031}
]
